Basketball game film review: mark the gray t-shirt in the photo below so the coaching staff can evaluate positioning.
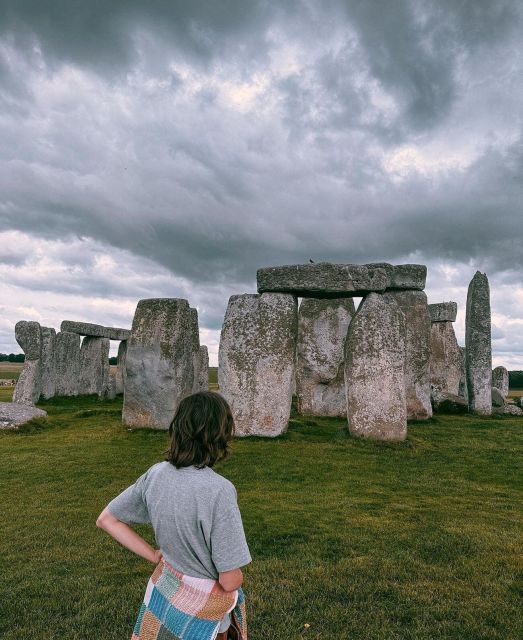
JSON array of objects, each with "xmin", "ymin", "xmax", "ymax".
[{"xmin": 107, "ymin": 461, "xmax": 251, "ymax": 580}]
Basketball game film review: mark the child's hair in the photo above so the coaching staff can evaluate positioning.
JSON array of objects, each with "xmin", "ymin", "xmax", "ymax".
[{"xmin": 166, "ymin": 391, "xmax": 235, "ymax": 469}]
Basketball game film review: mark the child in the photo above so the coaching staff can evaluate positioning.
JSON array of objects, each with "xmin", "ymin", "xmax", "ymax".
[{"xmin": 96, "ymin": 391, "xmax": 251, "ymax": 640}]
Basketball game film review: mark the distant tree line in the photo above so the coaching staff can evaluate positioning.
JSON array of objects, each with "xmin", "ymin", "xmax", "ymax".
[
  {"xmin": 0, "ymin": 353, "xmax": 25, "ymax": 362},
  {"xmin": 509, "ymin": 371, "xmax": 523, "ymax": 389}
]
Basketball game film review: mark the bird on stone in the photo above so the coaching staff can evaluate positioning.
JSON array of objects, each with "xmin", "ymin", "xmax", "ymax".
[{"xmin": 309, "ymin": 259, "xmax": 315, "ymax": 263}]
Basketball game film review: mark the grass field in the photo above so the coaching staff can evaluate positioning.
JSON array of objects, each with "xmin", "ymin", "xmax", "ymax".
[{"xmin": 1, "ymin": 391, "xmax": 522, "ymax": 639}]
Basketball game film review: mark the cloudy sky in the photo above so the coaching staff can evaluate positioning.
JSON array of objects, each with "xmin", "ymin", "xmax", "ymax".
[{"xmin": 0, "ymin": 0, "xmax": 522, "ymax": 366}]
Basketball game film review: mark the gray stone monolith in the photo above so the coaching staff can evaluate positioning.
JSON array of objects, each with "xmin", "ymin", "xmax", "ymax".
[
  {"xmin": 123, "ymin": 298, "xmax": 194, "ymax": 430},
  {"xmin": 103, "ymin": 371, "xmax": 117, "ymax": 400},
  {"xmin": 465, "ymin": 272, "xmax": 492, "ymax": 415},
  {"xmin": 54, "ymin": 331, "xmax": 81, "ymax": 396},
  {"xmin": 13, "ymin": 321, "xmax": 42, "ymax": 405},
  {"xmin": 115, "ymin": 340, "xmax": 127, "ymax": 395},
  {"xmin": 296, "ymin": 298, "xmax": 355, "ymax": 416},
  {"xmin": 79, "ymin": 336, "xmax": 110, "ymax": 396},
  {"xmin": 189, "ymin": 308, "xmax": 200, "ymax": 395},
  {"xmin": 492, "ymin": 366, "xmax": 509, "ymax": 398},
  {"xmin": 40, "ymin": 327, "xmax": 56, "ymax": 400},
  {"xmin": 194, "ymin": 346, "xmax": 209, "ymax": 392},
  {"xmin": 344, "ymin": 293, "xmax": 407, "ymax": 441},
  {"xmin": 429, "ymin": 322, "xmax": 462, "ymax": 396},
  {"xmin": 384, "ymin": 290, "xmax": 432, "ymax": 419},
  {"xmin": 218, "ymin": 293, "xmax": 297, "ymax": 436}
]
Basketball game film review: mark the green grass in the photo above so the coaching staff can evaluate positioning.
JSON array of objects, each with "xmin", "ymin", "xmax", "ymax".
[{"xmin": 1, "ymin": 396, "xmax": 522, "ymax": 639}]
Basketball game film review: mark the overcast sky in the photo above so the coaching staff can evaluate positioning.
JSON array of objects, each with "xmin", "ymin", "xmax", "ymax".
[{"xmin": 0, "ymin": 1, "xmax": 522, "ymax": 366}]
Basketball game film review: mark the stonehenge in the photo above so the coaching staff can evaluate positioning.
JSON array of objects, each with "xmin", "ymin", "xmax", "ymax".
[
  {"xmin": 219, "ymin": 293, "xmax": 298, "ymax": 436},
  {"xmin": 13, "ymin": 321, "xmax": 42, "ymax": 405},
  {"xmin": 296, "ymin": 298, "xmax": 355, "ymax": 416},
  {"xmin": 61, "ymin": 321, "xmax": 130, "ymax": 341},
  {"xmin": 428, "ymin": 302, "xmax": 462, "ymax": 396},
  {"xmin": 465, "ymin": 272, "xmax": 492, "ymax": 415}
]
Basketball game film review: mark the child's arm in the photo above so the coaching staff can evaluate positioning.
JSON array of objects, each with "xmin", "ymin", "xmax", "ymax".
[
  {"xmin": 218, "ymin": 568, "xmax": 243, "ymax": 592},
  {"xmin": 96, "ymin": 507, "xmax": 162, "ymax": 564}
]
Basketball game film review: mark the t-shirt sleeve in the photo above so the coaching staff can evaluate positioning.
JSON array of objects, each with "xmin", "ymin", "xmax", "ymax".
[
  {"xmin": 211, "ymin": 483, "xmax": 252, "ymax": 573},
  {"xmin": 106, "ymin": 469, "xmax": 151, "ymax": 524}
]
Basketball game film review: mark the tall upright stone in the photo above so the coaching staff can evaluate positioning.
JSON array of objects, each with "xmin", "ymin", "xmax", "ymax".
[
  {"xmin": 296, "ymin": 298, "xmax": 355, "ymax": 416},
  {"xmin": 79, "ymin": 336, "xmax": 110, "ymax": 396},
  {"xmin": 194, "ymin": 346, "xmax": 209, "ymax": 392},
  {"xmin": 384, "ymin": 290, "xmax": 432, "ymax": 419},
  {"xmin": 344, "ymin": 293, "xmax": 407, "ymax": 441},
  {"xmin": 13, "ymin": 321, "xmax": 42, "ymax": 405},
  {"xmin": 40, "ymin": 327, "xmax": 56, "ymax": 400},
  {"xmin": 123, "ymin": 298, "xmax": 194, "ymax": 430},
  {"xmin": 492, "ymin": 366, "xmax": 509, "ymax": 398},
  {"xmin": 428, "ymin": 303, "xmax": 461, "ymax": 396},
  {"xmin": 188, "ymin": 308, "xmax": 200, "ymax": 395},
  {"xmin": 465, "ymin": 272, "xmax": 492, "ymax": 415},
  {"xmin": 219, "ymin": 293, "xmax": 297, "ymax": 436},
  {"xmin": 115, "ymin": 340, "xmax": 127, "ymax": 395},
  {"xmin": 54, "ymin": 331, "xmax": 81, "ymax": 396}
]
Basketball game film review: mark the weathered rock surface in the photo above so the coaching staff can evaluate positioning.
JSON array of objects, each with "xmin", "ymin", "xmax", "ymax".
[
  {"xmin": 13, "ymin": 321, "xmax": 42, "ymax": 405},
  {"xmin": 501, "ymin": 404, "xmax": 523, "ymax": 416},
  {"xmin": 0, "ymin": 402, "xmax": 47, "ymax": 429},
  {"xmin": 40, "ymin": 327, "xmax": 56, "ymax": 400},
  {"xmin": 367, "ymin": 263, "xmax": 427, "ymax": 290},
  {"xmin": 61, "ymin": 320, "xmax": 130, "ymax": 341},
  {"xmin": 492, "ymin": 366, "xmax": 509, "ymax": 398},
  {"xmin": 103, "ymin": 371, "xmax": 117, "ymax": 400},
  {"xmin": 491, "ymin": 387, "xmax": 506, "ymax": 408},
  {"xmin": 428, "ymin": 302, "xmax": 458, "ymax": 323},
  {"xmin": 296, "ymin": 298, "xmax": 355, "ymax": 416},
  {"xmin": 429, "ymin": 321, "xmax": 462, "ymax": 396},
  {"xmin": 431, "ymin": 388, "xmax": 469, "ymax": 414},
  {"xmin": 219, "ymin": 293, "xmax": 298, "ymax": 436},
  {"xmin": 79, "ymin": 336, "xmax": 110, "ymax": 396},
  {"xmin": 459, "ymin": 346, "xmax": 468, "ymax": 400},
  {"xmin": 188, "ymin": 308, "xmax": 200, "ymax": 395},
  {"xmin": 518, "ymin": 397, "xmax": 523, "ymax": 409},
  {"xmin": 54, "ymin": 331, "xmax": 81, "ymax": 396},
  {"xmin": 384, "ymin": 290, "xmax": 432, "ymax": 420},
  {"xmin": 344, "ymin": 293, "xmax": 407, "ymax": 441},
  {"xmin": 123, "ymin": 298, "xmax": 194, "ymax": 430},
  {"xmin": 194, "ymin": 346, "xmax": 209, "ymax": 392},
  {"xmin": 115, "ymin": 340, "xmax": 127, "ymax": 395},
  {"xmin": 465, "ymin": 272, "xmax": 492, "ymax": 415}
]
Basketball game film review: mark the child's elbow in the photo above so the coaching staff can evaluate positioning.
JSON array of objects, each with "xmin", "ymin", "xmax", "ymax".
[
  {"xmin": 218, "ymin": 568, "xmax": 243, "ymax": 592},
  {"xmin": 96, "ymin": 508, "xmax": 113, "ymax": 530}
]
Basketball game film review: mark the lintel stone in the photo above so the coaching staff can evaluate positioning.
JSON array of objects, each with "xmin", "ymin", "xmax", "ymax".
[
  {"xmin": 428, "ymin": 302, "xmax": 458, "ymax": 323},
  {"xmin": 61, "ymin": 320, "xmax": 130, "ymax": 341}
]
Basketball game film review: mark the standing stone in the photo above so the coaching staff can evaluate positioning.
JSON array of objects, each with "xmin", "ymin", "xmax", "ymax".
[
  {"xmin": 465, "ymin": 272, "xmax": 492, "ymax": 415},
  {"xmin": 188, "ymin": 308, "xmax": 200, "ymax": 395},
  {"xmin": 345, "ymin": 293, "xmax": 407, "ymax": 441},
  {"xmin": 103, "ymin": 371, "xmax": 117, "ymax": 400},
  {"xmin": 194, "ymin": 346, "xmax": 209, "ymax": 392},
  {"xmin": 492, "ymin": 366, "xmax": 509, "ymax": 398},
  {"xmin": 429, "ymin": 322, "xmax": 462, "ymax": 396},
  {"xmin": 115, "ymin": 340, "xmax": 127, "ymax": 395},
  {"xmin": 13, "ymin": 321, "xmax": 42, "ymax": 405},
  {"xmin": 54, "ymin": 331, "xmax": 81, "ymax": 396},
  {"xmin": 219, "ymin": 293, "xmax": 297, "ymax": 437},
  {"xmin": 384, "ymin": 290, "xmax": 432, "ymax": 420},
  {"xmin": 79, "ymin": 336, "xmax": 110, "ymax": 396},
  {"xmin": 40, "ymin": 327, "xmax": 56, "ymax": 400},
  {"xmin": 123, "ymin": 298, "xmax": 194, "ymax": 430},
  {"xmin": 296, "ymin": 298, "xmax": 355, "ymax": 416}
]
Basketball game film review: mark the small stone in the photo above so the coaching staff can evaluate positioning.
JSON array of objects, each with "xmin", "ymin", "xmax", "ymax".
[
  {"xmin": 431, "ymin": 388, "xmax": 469, "ymax": 414},
  {"xmin": 492, "ymin": 366, "xmax": 509, "ymax": 398},
  {"xmin": 219, "ymin": 293, "xmax": 297, "ymax": 436},
  {"xmin": 61, "ymin": 320, "xmax": 130, "ymax": 341},
  {"xmin": 428, "ymin": 302, "xmax": 458, "ymax": 323},
  {"xmin": 0, "ymin": 401, "xmax": 47, "ymax": 428},
  {"xmin": 465, "ymin": 272, "xmax": 492, "ymax": 415},
  {"xmin": 502, "ymin": 404, "xmax": 523, "ymax": 416},
  {"xmin": 344, "ymin": 293, "xmax": 407, "ymax": 441}
]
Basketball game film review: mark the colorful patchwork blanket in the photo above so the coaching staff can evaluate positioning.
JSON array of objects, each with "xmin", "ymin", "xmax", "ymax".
[{"xmin": 131, "ymin": 558, "xmax": 248, "ymax": 640}]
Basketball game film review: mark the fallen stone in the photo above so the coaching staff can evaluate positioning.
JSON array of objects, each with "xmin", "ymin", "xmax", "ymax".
[
  {"xmin": 344, "ymin": 293, "xmax": 407, "ymax": 441},
  {"xmin": 194, "ymin": 346, "xmax": 209, "ymax": 392},
  {"xmin": 115, "ymin": 340, "xmax": 127, "ymax": 395},
  {"xmin": 123, "ymin": 298, "xmax": 194, "ymax": 430},
  {"xmin": 491, "ymin": 387, "xmax": 506, "ymax": 408},
  {"xmin": 61, "ymin": 320, "xmax": 130, "ymax": 341},
  {"xmin": 54, "ymin": 331, "xmax": 81, "ymax": 396},
  {"xmin": 502, "ymin": 404, "xmax": 523, "ymax": 416},
  {"xmin": 465, "ymin": 272, "xmax": 492, "ymax": 415},
  {"xmin": 79, "ymin": 336, "xmax": 110, "ymax": 396},
  {"xmin": 219, "ymin": 293, "xmax": 298, "ymax": 436},
  {"xmin": 429, "ymin": 321, "xmax": 462, "ymax": 396},
  {"xmin": 40, "ymin": 327, "xmax": 56, "ymax": 400},
  {"xmin": 431, "ymin": 388, "xmax": 469, "ymax": 414},
  {"xmin": 13, "ymin": 321, "xmax": 42, "ymax": 405},
  {"xmin": 257, "ymin": 263, "xmax": 390, "ymax": 297},
  {"xmin": 367, "ymin": 263, "xmax": 427, "ymax": 290},
  {"xmin": 296, "ymin": 298, "xmax": 355, "ymax": 416},
  {"xmin": 384, "ymin": 290, "xmax": 432, "ymax": 420},
  {"xmin": 428, "ymin": 302, "xmax": 458, "ymax": 323},
  {"xmin": 0, "ymin": 401, "xmax": 47, "ymax": 429},
  {"xmin": 492, "ymin": 366, "xmax": 509, "ymax": 398}
]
